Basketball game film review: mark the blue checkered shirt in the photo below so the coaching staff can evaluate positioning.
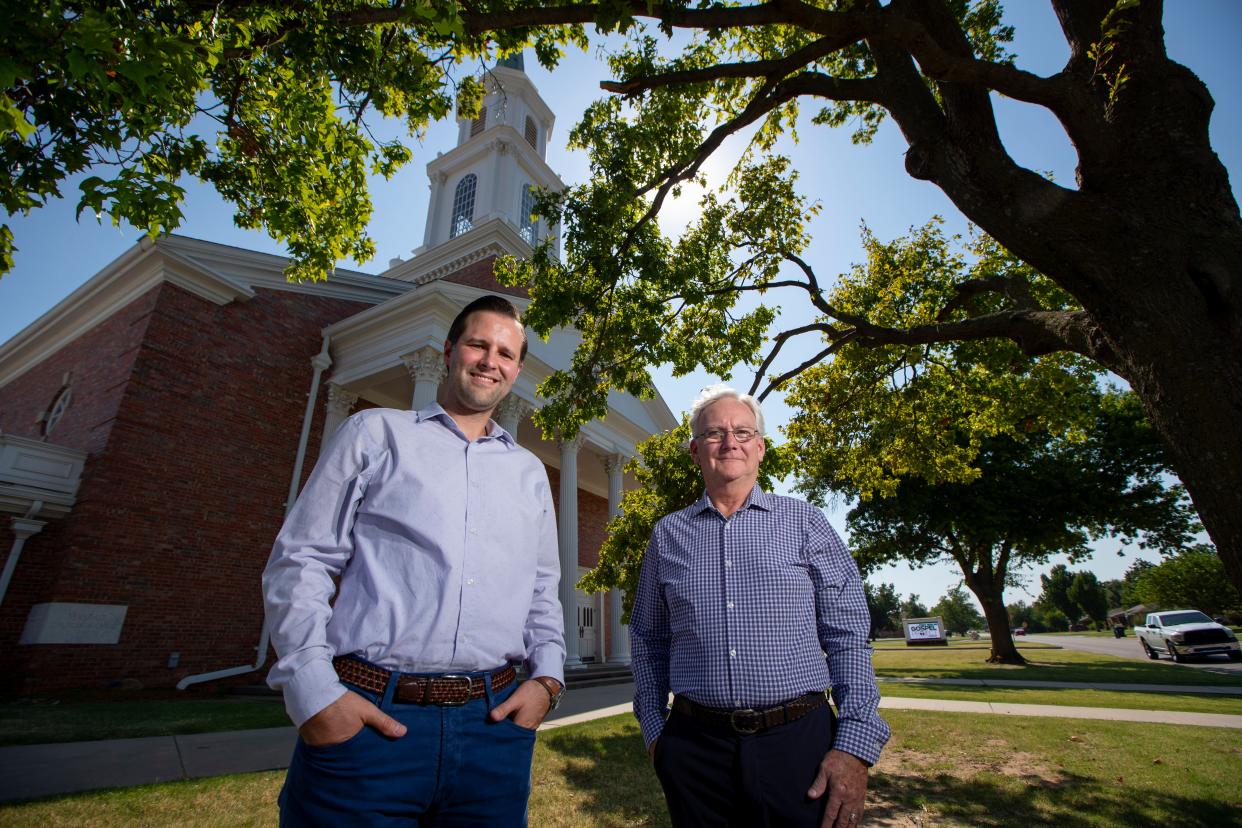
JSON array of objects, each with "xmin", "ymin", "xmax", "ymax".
[{"xmin": 630, "ymin": 486, "xmax": 890, "ymax": 765}]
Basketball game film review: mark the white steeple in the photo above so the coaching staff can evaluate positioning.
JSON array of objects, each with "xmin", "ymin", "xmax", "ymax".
[{"xmin": 413, "ymin": 57, "xmax": 563, "ymax": 264}]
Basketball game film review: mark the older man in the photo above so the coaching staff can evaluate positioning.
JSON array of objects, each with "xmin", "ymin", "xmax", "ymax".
[
  {"xmin": 630, "ymin": 385, "xmax": 889, "ymax": 828},
  {"xmin": 264, "ymin": 295, "xmax": 565, "ymax": 826}
]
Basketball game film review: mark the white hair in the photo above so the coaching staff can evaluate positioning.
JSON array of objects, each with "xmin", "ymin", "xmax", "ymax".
[{"xmin": 688, "ymin": 384, "xmax": 765, "ymax": 441}]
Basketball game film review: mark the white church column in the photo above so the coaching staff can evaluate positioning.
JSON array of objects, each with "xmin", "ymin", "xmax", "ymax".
[
  {"xmin": 0, "ymin": 513, "xmax": 46, "ymax": 609},
  {"xmin": 489, "ymin": 139, "xmax": 510, "ymax": 221},
  {"xmin": 321, "ymin": 383, "xmax": 358, "ymax": 451},
  {"xmin": 494, "ymin": 395, "xmax": 532, "ymax": 441},
  {"xmin": 603, "ymin": 453, "xmax": 631, "ymax": 665},
  {"xmin": 558, "ymin": 434, "xmax": 583, "ymax": 669},
  {"xmin": 403, "ymin": 346, "xmax": 444, "ymax": 411},
  {"xmin": 423, "ymin": 172, "xmax": 447, "ymax": 248}
]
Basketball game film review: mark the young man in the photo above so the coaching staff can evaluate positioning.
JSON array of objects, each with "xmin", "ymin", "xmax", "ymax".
[
  {"xmin": 264, "ymin": 295, "xmax": 565, "ymax": 826},
  {"xmin": 631, "ymin": 385, "xmax": 889, "ymax": 828}
]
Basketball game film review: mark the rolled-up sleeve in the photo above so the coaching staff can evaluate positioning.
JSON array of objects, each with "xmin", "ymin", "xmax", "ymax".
[
  {"xmin": 262, "ymin": 416, "xmax": 378, "ymax": 727},
  {"xmin": 630, "ymin": 527, "xmax": 671, "ymax": 747},
  {"xmin": 806, "ymin": 512, "xmax": 891, "ymax": 765}
]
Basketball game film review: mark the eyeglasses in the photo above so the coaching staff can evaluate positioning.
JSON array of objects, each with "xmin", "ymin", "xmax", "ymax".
[{"xmin": 695, "ymin": 428, "xmax": 760, "ymax": 444}]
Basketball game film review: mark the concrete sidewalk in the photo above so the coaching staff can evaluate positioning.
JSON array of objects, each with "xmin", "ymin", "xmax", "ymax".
[
  {"xmin": 879, "ymin": 676, "xmax": 1242, "ymax": 694},
  {"xmin": 3, "ymin": 679, "xmax": 1241, "ymax": 805}
]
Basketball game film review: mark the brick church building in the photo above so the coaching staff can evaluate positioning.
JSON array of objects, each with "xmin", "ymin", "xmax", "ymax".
[{"xmin": 0, "ymin": 57, "xmax": 674, "ymax": 694}]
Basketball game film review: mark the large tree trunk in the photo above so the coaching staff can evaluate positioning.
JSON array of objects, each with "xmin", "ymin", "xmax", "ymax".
[
  {"xmin": 912, "ymin": 12, "xmax": 1242, "ymax": 596},
  {"xmin": 961, "ymin": 568, "xmax": 1025, "ymax": 665},
  {"xmin": 1108, "ymin": 283, "xmax": 1242, "ymax": 599}
]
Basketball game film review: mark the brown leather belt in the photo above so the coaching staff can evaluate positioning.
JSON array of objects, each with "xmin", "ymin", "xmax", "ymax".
[
  {"xmin": 333, "ymin": 656, "xmax": 516, "ymax": 706},
  {"xmin": 672, "ymin": 692, "xmax": 827, "ymax": 735}
]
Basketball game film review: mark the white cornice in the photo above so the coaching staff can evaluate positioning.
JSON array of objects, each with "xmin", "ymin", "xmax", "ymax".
[
  {"xmin": 427, "ymin": 125, "xmax": 564, "ymax": 192},
  {"xmin": 380, "ymin": 217, "xmax": 532, "ymax": 286},
  {"xmin": 156, "ymin": 236, "xmax": 410, "ymax": 304},
  {"xmin": 0, "ymin": 234, "xmax": 409, "ymax": 389}
]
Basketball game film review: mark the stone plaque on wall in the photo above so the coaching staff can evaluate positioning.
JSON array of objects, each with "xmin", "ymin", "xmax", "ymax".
[{"xmin": 19, "ymin": 602, "xmax": 128, "ymax": 645}]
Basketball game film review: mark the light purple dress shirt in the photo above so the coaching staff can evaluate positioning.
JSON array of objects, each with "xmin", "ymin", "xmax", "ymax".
[{"xmin": 263, "ymin": 404, "xmax": 565, "ymax": 727}]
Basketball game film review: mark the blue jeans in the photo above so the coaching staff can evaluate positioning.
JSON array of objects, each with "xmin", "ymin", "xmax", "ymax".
[{"xmin": 279, "ymin": 670, "xmax": 536, "ymax": 827}]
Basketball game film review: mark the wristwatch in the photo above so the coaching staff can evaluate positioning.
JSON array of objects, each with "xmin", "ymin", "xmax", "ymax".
[{"xmin": 532, "ymin": 676, "xmax": 566, "ymax": 710}]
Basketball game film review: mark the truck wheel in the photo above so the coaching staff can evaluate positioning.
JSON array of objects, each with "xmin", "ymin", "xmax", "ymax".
[
  {"xmin": 1168, "ymin": 642, "xmax": 1186, "ymax": 663},
  {"xmin": 1142, "ymin": 640, "xmax": 1159, "ymax": 660}
]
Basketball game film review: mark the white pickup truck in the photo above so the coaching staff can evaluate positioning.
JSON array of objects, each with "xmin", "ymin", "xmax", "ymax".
[{"xmin": 1136, "ymin": 610, "xmax": 1241, "ymax": 663}]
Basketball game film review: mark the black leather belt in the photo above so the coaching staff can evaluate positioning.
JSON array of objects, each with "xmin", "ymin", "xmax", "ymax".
[
  {"xmin": 673, "ymin": 692, "xmax": 827, "ymax": 734},
  {"xmin": 333, "ymin": 655, "xmax": 516, "ymax": 706}
]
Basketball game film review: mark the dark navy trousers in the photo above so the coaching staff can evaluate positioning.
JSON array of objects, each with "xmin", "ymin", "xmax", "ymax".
[
  {"xmin": 653, "ymin": 701, "xmax": 837, "ymax": 828},
  {"xmin": 279, "ymin": 673, "xmax": 536, "ymax": 827}
]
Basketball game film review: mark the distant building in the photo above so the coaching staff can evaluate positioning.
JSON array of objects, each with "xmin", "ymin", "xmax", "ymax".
[{"xmin": 0, "ymin": 58, "xmax": 674, "ymax": 693}]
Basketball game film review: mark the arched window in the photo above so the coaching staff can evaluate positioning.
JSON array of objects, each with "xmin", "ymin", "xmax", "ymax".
[
  {"xmin": 470, "ymin": 109, "xmax": 486, "ymax": 137},
  {"xmin": 451, "ymin": 174, "xmax": 477, "ymax": 238},
  {"xmin": 524, "ymin": 116, "xmax": 538, "ymax": 149},
  {"xmin": 520, "ymin": 184, "xmax": 540, "ymax": 245},
  {"xmin": 42, "ymin": 385, "xmax": 72, "ymax": 437}
]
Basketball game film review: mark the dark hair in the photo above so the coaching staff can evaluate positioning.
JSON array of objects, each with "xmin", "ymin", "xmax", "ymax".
[{"xmin": 446, "ymin": 295, "xmax": 528, "ymax": 361}]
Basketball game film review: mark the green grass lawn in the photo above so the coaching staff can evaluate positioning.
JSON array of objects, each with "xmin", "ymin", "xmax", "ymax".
[
  {"xmin": 880, "ymin": 681, "xmax": 1242, "ymax": 715},
  {"xmin": 872, "ymin": 643, "xmax": 1242, "ymax": 687},
  {"xmin": 5, "ymin": 644, "xmax": 1241, "ymax": 747},
  {"xmin": 0, "ymin": 696, "xmax": 289, "ymax": 747},
  {"xmin": 2, "ymin": 711, "xmax": 1237, "ymax": 827}
]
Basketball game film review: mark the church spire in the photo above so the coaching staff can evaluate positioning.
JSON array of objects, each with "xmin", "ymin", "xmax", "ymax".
[{"xmin": 496, "ymin": 52, "xmax": 525, "ymax": 72}]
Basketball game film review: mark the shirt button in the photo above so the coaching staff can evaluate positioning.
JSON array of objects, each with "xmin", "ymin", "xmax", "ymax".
[
  {"xmin": 469, "ymin": 528, "xmax": 478, "ymax": 535},
  {"xmin": 724, "ymin": 560, "xmax": 732, "ymax": 568},
  {"xmin": 467, "ymin": 578, "xmax": 475, "ymax": 585},
  {"xmin": 729, "ymin": 648, "xmax": 737, "ymax": 658},
  {"xmin": 726, "ymin": 602, "xmax": 734, "ymax": 609}
]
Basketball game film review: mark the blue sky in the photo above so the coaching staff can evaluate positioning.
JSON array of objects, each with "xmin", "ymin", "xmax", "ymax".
[{"xmin": 3, "ymin": 2, "xmax": 1239, "ymax": 611}]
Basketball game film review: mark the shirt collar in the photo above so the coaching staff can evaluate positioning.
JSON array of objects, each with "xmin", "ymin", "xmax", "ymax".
[
  {"xmin": 692, "ymin": 483, "xmax": 773, "ymax": 516},
  {"xmin": 414, "ymin": 402, "xmax": 516, "ymax": 447}
]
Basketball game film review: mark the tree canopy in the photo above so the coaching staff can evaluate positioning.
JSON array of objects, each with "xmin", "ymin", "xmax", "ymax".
[
  {"xmin": 1129, "ymin": 545, "xmax": 1242, "ymax": 617},
  {"xmin": 900, "ymin": 594, "xmax": 929, "ymax": 620},
  {"xmin": 1068, "ymin": 570, "xmax": 1109, "ymax": 626},
  {"xmin": 838, "ymin": 387, "xmax": 1198, "ymax": 661},
  {"xmin": 494, "ymin": 0, "xmax": 1242, "ymax": 597},
  {"xmin": 1040, "ymin": 563, "xmax": 1080, "ymax": 623},
  {"xmin": 864, "ymin": 580, "xmax": 902, "ymax": 635},
  {"xmin": 929, "ymin": 584, "xmax": 984, "ymax": 635},
  {"xmin": 9, "ymin": 1, "xmax": 1242, "ymax": 595},
  {"xmin": 2, "ymin": 0, "xmax": 585, "ymax": 278}
]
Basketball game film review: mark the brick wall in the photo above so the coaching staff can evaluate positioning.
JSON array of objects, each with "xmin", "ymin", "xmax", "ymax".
[
  {"xmin": 0, "ymin": 285, "xmax": 162, "ymax": 683},
  {"xmin": 0, "ymin": 282, "xmax": 370, "ymax": 693},
  {"xmin": 0, "ymin": 271, "xmax": 630, "ymax": 690},
  {"xmin": 0, "ymin": 284, "xmax": 160, "ymax": 451},
  {"xmin": 441, "ymin": 256, "xmax": 528, "ymax": 299}
]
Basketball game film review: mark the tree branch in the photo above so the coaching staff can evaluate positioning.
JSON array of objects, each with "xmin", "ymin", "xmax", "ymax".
[
  {"xmin": 756, "ymin": 340, "xmax": 850, "ymax": 401},
  {"xmin": 748, "ymin": 307, "xmax": 1116, "ymax": 403},
  {"xmin": 617, "ymin": 76, "xmax": 806, "ymax": 255},
  {"xmin": 601, "ymin": 34, "xmax": 850, "ymax": 97},
  {"xmin": 935, "ymin": 274, "xmax": 1042, "ymax": 321}
]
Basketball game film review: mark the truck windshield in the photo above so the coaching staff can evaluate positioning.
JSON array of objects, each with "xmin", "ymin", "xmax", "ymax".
[{"xmin": 1158, "ymin": 611, "xmax": 1214, "ymax": 626}]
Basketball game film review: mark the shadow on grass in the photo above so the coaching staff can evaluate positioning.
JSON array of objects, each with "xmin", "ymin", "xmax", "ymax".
[
  {"xmin": 537, "ymin": 724, "xmax": 669, "ymax": 827},
  {"xmin": 870, "ymin": 768, "xmax": 1240, "ymax": 827}
]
